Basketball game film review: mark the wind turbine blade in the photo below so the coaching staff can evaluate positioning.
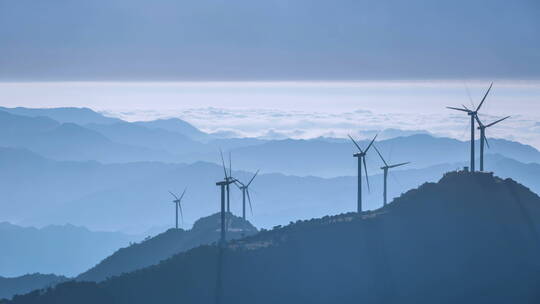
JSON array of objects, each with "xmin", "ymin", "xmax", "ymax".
[
  {"xmin": 234, "ymin": 181, "xmax": 243, "ymax": 189},
  {"xmin": 485, "ymin": 116, "xmax": 510, "ymax": 128},
  {"xmin": 484, "ymin": 134, "xmax": 491, "ymax": 149},
  {"xmin": 373, "ymin": 145, "xmax": 388, "ymax": 167},
  {"xmin": 229, "ymin": 152, "xmax": 232, "ymax": 178},
  {"xmin": 246, "ymin": 189, "xmax": 254, "ymax": 216},
  {"xmin": 168, "ymin": 191, "xmax": 179, "ymax": 200},
  {"xmin": 348, "ymin": 134, "xmax": 363, "ymax": 153},
  {"xmin": 178, "ymin": 202, "xmax": 184, "ymax": 227},
  {"xmin": 474, "ymin": 115, "xmax": 483, "ymax": 127},
  {"xmin": 220, "ymin": 150, "xmax": 228, "ymax": 178},
  {"xmin": 388, "ymin": 162, "xmax": 410, "ymax": 169},
  {"xmin": 247, "ymin": 169, "xmax": 260, "ymax": 187},
  {"xmin": 388, "ymin": 142, "xmax": 394, "ymax": 163},
  {"xmin": 179, "ymin": 187, "xmax": 187, "ymax": 201},
  {"xmin": 464, "ymin": 82, "xmax": 475, "ymax": 108},
  {"xmin": 364, "ymin": 134, "xmax": 378, "ymax": 153},
  {"xmin": 389, "ymin": 170, "xmax": 403, "ymax": 188},
  {"xmin": 363, "ymin": 157, "xmax": 370, "ymax": 193},
  {"xmin": 446, "ymin": 106, "xmax": 470, "ymax": 113},
  {"xmin": 462, "ymin": 104, "xmax": 471, "ymax": 111},
  {"xmin": 476, "ymin": 82, "xmax": 493, "ymax": 112}
]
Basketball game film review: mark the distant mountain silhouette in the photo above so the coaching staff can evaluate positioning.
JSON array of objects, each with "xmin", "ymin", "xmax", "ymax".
[
  {"xmin": 0, "ymin": 110, "xmax": 59, "ymax": 134},
  {"xmin": 85, "ymin": 121, "xmax": 206, "ymax": 155},
  {"xmin": 1, "ymin": 107, "xmax": 539, "ymax": 176},
  {"xmin": 0, "ymin": 110, "xmax": 176, "ymax": 163},
  {"xmin": 229, "ymin": 134, "xmax": 540, "ymax": 177},
  {"xmin": 77, "ymin": 213, "xmax": 257, "ymax": 282},
  {"xmin": 0, "ymin": 107, "xmax": 121, "ymax": 125},
  {"xmin": 0, "ymin": 222, "xmax": 139, "ymax": 277},
  {"xmin": 0, "ymin": 147, "xmax": 187, "ymax": 223},
  {"xmin": 0, "ymin": 274, "xmax": 67, "ymax": 300},
  {"xmin": 134, "ymin": 118, "xmax": 211, "ymax": 142},
  {"xmin": 4, "ymin": 172, "xmax": 540, "ymax": 303},
  {"xmin": 3, "ymin": 145, "xmax": 540, "ymax": 233}
]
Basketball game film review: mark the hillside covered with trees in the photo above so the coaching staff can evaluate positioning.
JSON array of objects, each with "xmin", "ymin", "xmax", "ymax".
[
  {"xmin": 4, "ymin": 171, "xmax": 540, "ymax": 304},
  {"xmin": 77, "ymin": 213, "xmax": 257, "ymax": 282}
]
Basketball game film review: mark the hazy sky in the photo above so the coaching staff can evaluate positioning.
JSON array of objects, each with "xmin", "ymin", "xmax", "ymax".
[
  {"xmin": 1, "ymin": 80, "xmax": 539, "ymax": 147},
  {"xmin": 1, "ymin": 0, "xmax": 539, "ymax": 80}
]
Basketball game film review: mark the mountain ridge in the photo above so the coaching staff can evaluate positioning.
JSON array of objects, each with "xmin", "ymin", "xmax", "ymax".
[
  {"xmin": 2, "ymin": 107, "xmax": 539, "ymax": 176},
  {"xmin": 76, "ymin": 213, "xmax": 257, "ymax": 282},
  {"xmin": 4, "ymin": 171, "xmax": 540, "ymax": 303},
  {"xmin": 0, "ymin": 274, "xmax": 68, "ymax": 301},
  {"xmin": 3, "ymin": 145, "xmax": 540, "ymax": 233},
  {"xmin": 0, "ymin": 222, "xmax": 139, "ymax": 277},
  {"xmin": 0, "ymin": 107, "xmax": 121, "ymax": 125}
]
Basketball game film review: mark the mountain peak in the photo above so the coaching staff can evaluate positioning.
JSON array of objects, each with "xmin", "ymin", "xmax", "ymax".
[
  {"xmin": 134, "ymin": 118, "xmax": 209, "ymax": 141},
  {"xmin": 76, "ymin": 213, "xmax": 257, "ymax": 283},
  {"xmin": 0, "ymin": 107, "xmax": 121, "ymax": 125},
  {"xmin": 192, "ymin": 212, "xmax": 257, "ymax": 233}
]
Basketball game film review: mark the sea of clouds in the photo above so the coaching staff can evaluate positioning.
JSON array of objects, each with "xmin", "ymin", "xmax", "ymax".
[
  {"xmin": 103, "ymin": 106, "xmax": 540, "ymax": 148},
  {"xmin": 1, "ymin": 81, "xmax": 539, "ymax": 147}
]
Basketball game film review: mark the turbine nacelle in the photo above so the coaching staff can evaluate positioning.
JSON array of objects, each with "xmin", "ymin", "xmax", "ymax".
[
  {"xmin": 476, "ymin": 115, "xmax": 510, "ymax": 130},
  {"xmin": 446, "ymin": 82, "xmax": 493, "ymax": 172},
  {"xmin": 234, "ymin": 169, "xmax": 259, "ymax": 219},
  {"xmin": 373, "ymin": 144, "xmax": 410, "ymax": 206},
  {"xmin": 216, "ymin": 179, "xmax": 235, "ymax": 186},
  {"xmin": 447, "ymin": 82, "xmax": 493, "ymax": 116},
  {"xmin": 348, "ymin": 133, "xmax": 377, "ymax": 156},
  {"xmin": 168, "ymin": 188, "xmax": 186, "ymax": 229},
  {"xmin": 348, "ymin": 133, "xmax": 378, "ymax": 211}
]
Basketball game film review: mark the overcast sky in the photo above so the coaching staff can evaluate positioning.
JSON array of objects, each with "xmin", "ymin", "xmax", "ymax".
[{"xmin": 1, "ymin": 0, "xmax": 539, "ymax": 81}]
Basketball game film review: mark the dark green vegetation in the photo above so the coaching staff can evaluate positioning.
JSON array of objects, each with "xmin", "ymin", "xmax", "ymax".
[
  {"xmin": 76, "ymin": 213, "xmax": 257, "ymax": 282},
  {"xmin": 5, "ymin": 172, "xmax": 540, "ymax": 304},
  {"xmin": 0, "ymin": 274, "xmax": 67, "ymax": 301}
]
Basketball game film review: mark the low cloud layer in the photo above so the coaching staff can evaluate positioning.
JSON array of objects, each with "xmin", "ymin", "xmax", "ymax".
[
  {"xmin": 104, "ymin": 107, "xmax": 540, "ymax": 149},
  {"xmin": 2, "ymin": 81, "xmax": 538, "ymax": 148}
]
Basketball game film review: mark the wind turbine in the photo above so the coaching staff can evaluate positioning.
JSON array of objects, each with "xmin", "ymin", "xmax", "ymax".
[
  {"xmin": 220, "ymin": 150, "xmax": 234, "ymax": 214},
  {"xmin": 168, "ymin": 188, "xmax": 186, "ymax": 229},
  {"xmin": 447, "ymin": 82, "xmax": 493, "ymax": 172},
  {"xmin": 348, "ymin": 134, "xmax": 377, "ymax": 213},
  {"xmin": 235, "ymin": 170, "xmax": 259, "ymax": 221},
  {"xmin": 475, "ymin": 115, "xmax": 510, "ymax": 171},
  {"xmin": 373, "ymin": 145, "xmax": 409, "ymax": 206},
  {"xmin": 217, "ymin": 151, "xmax": 236, "ymax": 245}
]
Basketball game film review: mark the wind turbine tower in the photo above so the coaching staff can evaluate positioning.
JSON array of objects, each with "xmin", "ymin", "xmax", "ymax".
[
  {"xmin": 348, "ymin": 134, "xmax": 377, "ymax": 213},
  {"xmin": 235, "ymin": 170, "xmax": 259, "ymax": 220},
  {"xmin": 217, "ymin": 151, "xmax": 236, "ymax": 245},
  {"xmin": 220, "ymin": 151, "xmax": 235, "ymax": 213},
  {"xmin": 215, "ymin": 180, "xmax": 228, "ymax": 245},
  {"xmin": 476, "ymin": 115, "xmax": 510, "ymax": 171},
  {"xmin": 168, "ymin": 188, "xmax": 186, "ymax": 229},
  {"xmin": 447, "ymin": 82, "xmax": 493, "ymax": 172},
  {"xmin": 373, "ymin": 145, "xmax": 409, "ymax": 206}
]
